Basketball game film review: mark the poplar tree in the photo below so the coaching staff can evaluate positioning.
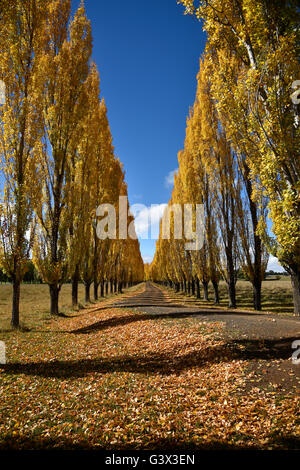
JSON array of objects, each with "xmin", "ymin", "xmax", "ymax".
[
  {"xmin": 0, "ymin": 0, "xmax": 46, "ymax": 327},
  {"xmin": 33, "ymin": 1, "xmax": 92, "ymax": 315},
  {"xmin": 67, "ymin": 63, "xmax": 100, "ymax": 307},
  {"xmin": 178, "ymin": 0, "xmax": 300, "ymax": 314}
]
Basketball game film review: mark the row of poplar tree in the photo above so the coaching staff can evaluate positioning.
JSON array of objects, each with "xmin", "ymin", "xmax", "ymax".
[
  {"xmin": 149, "ymin": 0, "xmax": 300, "ymax": 315},
  {"xmin": 0, "ymin": 0, "xmax": 144, "ymax": 327}
]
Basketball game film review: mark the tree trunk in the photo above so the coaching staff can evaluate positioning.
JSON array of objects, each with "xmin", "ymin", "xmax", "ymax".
[
  {"xmin": 72, "ymin": 277, "xmax": 78, "ymax": 308},
  {"xmin": 183, "ymin": 279, "xmax": 187, "ymax": 294},
  {"xmin": 202, "ymin": 281, "xmax": 209, "ymax": 301},
  {"xmin": 244, "ymin": 159, "xmax": 263, "ymax": 312},
  {"xmin": 212, "ymin": 280, "xmax": 220, "ymax": 305},
  {"xmin": 105, "ymin": 281, "xmax": 108, "ymax": 295},
  {"xmin": 49, "ymin": 284, "xmax": 59, "ymax": 315},
  {"xmin": 227, "ymin": 256, "xmax": 236, "ymax": 308},
  {"xmin": 11, "ymin": 277, "xmax": 21, "ymax": 328},
  {"xmin": 100, "ymin": 282, "xmax": 104, "ymax": 297},
  {"xmin": 85, "ymin": 283, "xmax": 91, "ymax": 303},
  {"xmin": 114, "ymin": 280, "xmax": 117, "ymax": 294},
  {"xmin": 291, "ymin": 270, "xmax": 300, "ymax": 316},
  {"xmin": 227, "ymin": 278, "xmax": 236, "ymax": 309},
  {"xmin": 119, "ymin": 281, "xmax": 123, "ymax": 294},
  {"xmin": 187, "ymin": 281, "xmax": 191, "ymax": 295},
  {"xmin": 196, "ymin": 278, "xmax": 201, "ymax": 299},
  {"xmin": 252, "ymin": 279, "xmax": 262, "ymax": 311},
  {"xmin": 94, "ymin": 281, "xmax": 99, "ymax": 301},
  {"xmin": 72, "ymin": 264, "xmax": 79, "ymax": 307},
  {"xmin": 191, "ymin": 279, "xmax": 195, "ymax": 296},
  {"xmin": 110, "ymin": 280, "xmax": 114, "ymax": 294}
]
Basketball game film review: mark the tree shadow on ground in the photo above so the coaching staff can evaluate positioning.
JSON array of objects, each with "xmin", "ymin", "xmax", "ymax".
[
  {"xmin": 1, "ymin": 335, "xmax": 299, "ymax": 379},
  {"xmin": 111, "ymin": 303, "xmax": 185, "ymax": 308},
  {"xmin": 70, "ymin": 310, "xmax": 267, "ymax": 334},
  {"xmin": 0, "ymin": 434, "xmax": 299, "ymax": 451},
  {"xmin": 72, "ymin": 302, "xmax": 186, "ymax": 315},
  {"xmin": 1, "ymin": 309, "xmax": 262, "ymax": 335}
]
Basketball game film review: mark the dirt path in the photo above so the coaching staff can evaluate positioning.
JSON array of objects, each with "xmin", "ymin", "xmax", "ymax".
[
  {"xmin": 112, "ymin": 282, "xmax": 300, "ymax": 393},
  {"xmin": 113, "ymin": 282, "xmax": 300, "ymax": 340}
]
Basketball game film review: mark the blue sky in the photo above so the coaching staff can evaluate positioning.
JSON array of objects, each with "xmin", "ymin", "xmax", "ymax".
[
  {"xmin": 71, "ymin": 0, "xmax": 284, "ymax": 272},
  {"xmin": 72, "ymin": 0, "xmax": 205, "ymax": 263}
]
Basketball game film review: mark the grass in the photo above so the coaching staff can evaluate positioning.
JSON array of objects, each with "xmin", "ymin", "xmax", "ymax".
[
  {"xmin": 0, "ymin": 289, "xmax": 299, "ymax": 450},
  {"xmin": 162, "ymin": 278, "xmax": 294, "ymax": 315},
  {"xmin": 0, "ymin": 282, "xmax": 139, "ymax": 332}
]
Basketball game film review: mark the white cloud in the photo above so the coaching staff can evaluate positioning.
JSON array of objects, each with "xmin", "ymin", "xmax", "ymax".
[
  {"xmin": 143, "ymin": 255, "xmax": 154, "ymax": 264},
  {"xmin": 267, "ymin": 256, "xmax": 286, "ymax": 273},
  {"xmin": 131, "ymin": 203, "xmax": 167, "ymax": 239},
  {"xmin": 165, "ymin": 168, "xmax": 178, "ymax": 188}
]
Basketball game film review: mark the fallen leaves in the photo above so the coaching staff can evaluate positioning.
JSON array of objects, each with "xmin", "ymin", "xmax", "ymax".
[{"xmin": 0, "ymin": 303, "xmax": 299, "ymax": 450}]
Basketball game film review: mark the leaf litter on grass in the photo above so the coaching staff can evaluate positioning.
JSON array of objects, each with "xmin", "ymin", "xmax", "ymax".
[{"xmin": 0, "ymin": 303, "xmax": 299, "ymax": 450}]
